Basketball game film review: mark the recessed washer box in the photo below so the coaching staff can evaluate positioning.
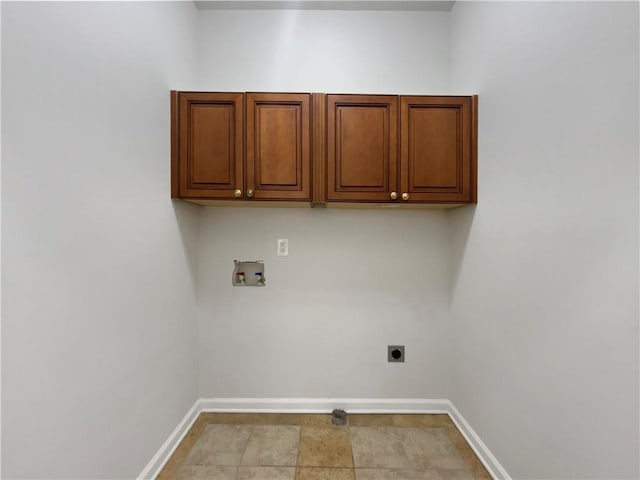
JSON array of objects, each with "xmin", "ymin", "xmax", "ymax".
[{"xmin": 232, "ymin": 260, "xmax": 265, "ymax": 287}]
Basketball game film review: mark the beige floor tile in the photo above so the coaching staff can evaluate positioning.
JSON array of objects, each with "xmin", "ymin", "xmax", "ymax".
[
  {"xmin": 241, "ymin": 425, "xmax": 301, "ymax": 466},
  {"xmin": 298, "ymin": 426, "xmax": 354, "ymax": 468},
  {"xmin": 252, "ymin": 414, "xmax": 303, "ymax": 425},
  {"xmin": 354, "ymin": 467, "xmax": 450, "ymax": 480},
  {"xmin": 236, "ymin": 466, "xmax": 296, "ymax": 479},
  {"xmin": 185, "ymin": 424, "xmax": 252, "ymax": 465},
  {"xmin": 301, "ymin": 414, "xmax": 335, "ymax": 427},
  {"xmin": 348, "ymin": 415, "xmax": 394, "ymax": 427},
  {"xmin": 202, "ymin": 413, "xmax": 302, "ymax": 425},
  {"xmin": 296, "ymin": 467, "xmax": 356, "ymax": 480},
  {"xmin": 199, "ymin": 412, "xmax": 228, "ymax": 423},
  {"xmin": 399, "ymin": 428, "xmax": 459, "ymax": 470},
  {"xmin": 391, "ymin": 415, "xmax": 452, "ymax": 429},
  {"xmin": 430, "ymin": 455, "xmax": 469, "ymax": 471},
  {"xmin": 442, "ymin": 425, "xmax": 468, "ymax": 450},
  {"xmin": 463, "ymin": 458, "xmax": 491, "ymax": 480},
  {"xmin": 355, "ymin": 468, "xmax": 433, "ymax": 479},
  {"xmin": 350, "ymin": 427, "xmax": 412, "ymax": 469},
  {"xmin": 424, "ymin": 468, "xmax": 445, "ymax": 480},
  {"xmin": 174, "ymin": 465, "xmax": 237, "ymax": 480},
  {"xmin": 435, "ymin": 468, "xmax": 475, "ymax": 480}
]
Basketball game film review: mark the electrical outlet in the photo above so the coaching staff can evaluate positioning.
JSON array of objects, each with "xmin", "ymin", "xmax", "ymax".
[
  {"xmin": 388, "ymin": 345, "xmax": 405, "ymax": 363},
  {"xmin": 277, "ymin": 238, "xmax": 288, "ymax": 256}
]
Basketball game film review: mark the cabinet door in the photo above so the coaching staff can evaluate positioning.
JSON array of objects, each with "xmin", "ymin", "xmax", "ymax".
[
  {"xmin": 400, "ymin": 96, "xmax": 475, "ymax": 203},
  {"xmin": 246, "ymin": 93, "xmax": 311, "ymax": 201},
  {"xmin": 327, "ymin": 95, "xmax": 398, "ymax": 202},
  {"xmin": 178, "ymin": 92, "xmax": 244, "ymax": 199}
]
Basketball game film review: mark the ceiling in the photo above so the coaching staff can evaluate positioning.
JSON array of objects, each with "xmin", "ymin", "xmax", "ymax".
[{"xmin": 194, "ymin": 1, "xmax": 454, "ymax": 11}]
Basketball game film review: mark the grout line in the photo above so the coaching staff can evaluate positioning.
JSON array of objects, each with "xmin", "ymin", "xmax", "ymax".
[
  {"xmin": 235, "ymin": 423, "xmax": 253, "ymax": 479},
  {"xmin": 348, "ymin": 420, "xmax": 356, "ymax": 471},
  {"xmin": 296, "ymin": 420, "xmax": 304, "ymax": 475}
]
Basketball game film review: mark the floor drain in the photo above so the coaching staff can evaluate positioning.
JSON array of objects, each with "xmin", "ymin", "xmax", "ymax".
[{"xmin": 331, "ymin": 409, "xmax": 347, "ymax": 426}]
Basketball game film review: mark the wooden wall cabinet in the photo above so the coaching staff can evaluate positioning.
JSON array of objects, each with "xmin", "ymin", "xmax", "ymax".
[
  {"xmin": 173, "ymin": 92, "xmax": 243, "ymax": 199},
  {"xmin": 246, "ymin": 93, "xmax": 311, "ymax": 201},
  {"xmin": 172, "ymin": 91, "xmax": 477, "ymax": 207},
  {"xmin": 326, "ymin": 94, "xmax": 398, "ymax": 202},
  {"xmin": 324, "ymin": 94, "xmax": 476, "ymax": 205},
  {"xmin": 400, "ymin": 96, "xmax": 476, "ymax": 204},
  {"xmin": 172, "ymin": 91, "xmax": 311, "ymax": 202}
]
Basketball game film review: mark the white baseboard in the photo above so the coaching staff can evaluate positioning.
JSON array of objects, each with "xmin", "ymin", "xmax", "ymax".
[
  {"xmin": 137, "ymin": 399, "xmax": 201, "ymax": 480},
  {"xmin": 199, "ymin": 397, "xmax": 450, "ymax": 414},
  {"xmin": 139, "ymin": 397, "xmax": 510, "ymax": 480},
  {"xmin": 444, "ymin": 401, "xmax": 511, "ymax": 480}
]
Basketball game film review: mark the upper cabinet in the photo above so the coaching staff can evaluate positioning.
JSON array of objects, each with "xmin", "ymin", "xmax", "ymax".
[
  {"xmin": 172, "ymin": 91, "xmax": 311, "ymax": 202},
  {"xmin": 174, "ymin": 92, "xmax": 244, "ymax": 199},
  {"xmin": 400, "ymin": 96, "xmax": 476, "ymax": 204},
  {"xmin": 324, "ymin": 94, "xmax": 476, "ymax": 204},
  {"xmin": 246, "ymin": 93, "xmax": 311, "ymax": 201},
  {"xmin": 326, "ymin": 95, "xmax": 398, "ymax": 202},
  {"xmin": 172, "ymin": 91, "xmax": 477, "ymax": 207}
]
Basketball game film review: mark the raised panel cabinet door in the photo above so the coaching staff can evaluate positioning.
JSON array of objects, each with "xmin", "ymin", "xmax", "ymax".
[
  {"xmin": 400, "ymin": 96, "xmax": 476, "ymax": 203},
  {"xmin": 327, "ymin": 95, "xmax": 398, "ymax": 202},
  {"xmin": 178, "ymin": 92, "xmax": 244, "ymax": 199},
  {"xmin": 246, "ymin": 93, "xmax": 311, "ymax": 201}
]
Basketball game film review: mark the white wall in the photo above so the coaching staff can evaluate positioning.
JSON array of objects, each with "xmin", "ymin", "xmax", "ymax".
[
  {"xmin": 449, "ymin": 2, "xmax": 639, "ymax": 479},
  {"xmin": 196, "ymin": 9, "xmax": 451, "ymax": 93},
  {"xmin": 197, "ymin": 208, "xmax": 452, "ymax": 398},
  {"xmin": 2, "ymin": 2, "xmax": 200, "ymax": 478},
  {"xmin": 195, "ymin": 10, "xmax": 454, "ymax": 399}
]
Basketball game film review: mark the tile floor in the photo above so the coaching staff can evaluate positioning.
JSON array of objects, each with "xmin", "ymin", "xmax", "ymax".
[{"xmin": 157, "ymin": 413, "xmax": 492, "ymax": 480}]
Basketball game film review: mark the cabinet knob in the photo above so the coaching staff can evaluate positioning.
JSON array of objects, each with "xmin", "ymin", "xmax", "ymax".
[
  {"xmin": 402, "ymin": 192, "xmax": 410, "ymax": 201},
  {"xmin": 246, "ymin": 188, "xmax": 254, "ymax": 198},
  {"xmin": 390, "ymin": 191, "xmax": 398, "ymax": 200},
  {"xmin": 234, "ymin": 189, "xmax": 242, "ymax": 198}
]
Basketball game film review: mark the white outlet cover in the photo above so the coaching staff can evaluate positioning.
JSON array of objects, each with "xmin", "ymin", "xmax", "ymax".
[{"xmin": 277, "ymin": 238, "xmax": 288, "ymax": 256}]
